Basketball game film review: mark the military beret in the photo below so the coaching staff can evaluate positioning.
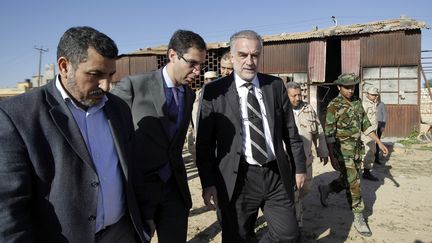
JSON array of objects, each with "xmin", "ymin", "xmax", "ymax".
[{"xmin": 333, "ymin": 73, "xmax": 360, "ymax": 86}]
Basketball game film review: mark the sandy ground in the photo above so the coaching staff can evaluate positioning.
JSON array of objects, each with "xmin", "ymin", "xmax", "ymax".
[{"xmin": 155, "ymin": 141, "xmax": 432, "ymax": 242}]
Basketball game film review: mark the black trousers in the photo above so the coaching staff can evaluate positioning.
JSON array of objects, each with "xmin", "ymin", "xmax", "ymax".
[
  {"xmin": 221, "ymin": 160, "xmax": 299, "ymax": 243},
  {"xmin": 95, "ymin": 215, "xmax": 138, "ymax": 243},
  {"xmin": 375, "ymin": 122, "xmax": 386, "ymax": 162},
  {"xmin": 154, "ymin": 177, "xmax": 189, "ymax": 243}
]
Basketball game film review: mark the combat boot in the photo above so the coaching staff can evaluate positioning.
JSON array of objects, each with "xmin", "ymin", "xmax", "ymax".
[
  {"xmin": 353, "ymin": 213, "xmax": 372, "ymax": 237},
  {"xmin": 362, "ymin": 169, "xmax": 379, "ymax": 181},
  {"xmin": 318, "ymin": 185, "xmax": 330, "ymax": 207}
]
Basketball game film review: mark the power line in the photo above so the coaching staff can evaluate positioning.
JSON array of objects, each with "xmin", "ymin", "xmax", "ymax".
[{"xmin": 34, "ymin": 46, "xmax": 48, "ymax": 87}]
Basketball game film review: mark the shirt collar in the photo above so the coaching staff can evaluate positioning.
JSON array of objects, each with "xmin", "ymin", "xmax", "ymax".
[
  {"xmin": 293, "ymin": 102, "xmax": 305, "ymax": 111},
  {"xmin": 55, "ymin": 75, "xmax": 107, "ymax": 111},
  {"xmin": 162, "ymin": 66, "xmax": 184, "ymax": 92},
  {"xmin": 234, "ymin": 72, "xmax": 259, "ymax": 90},
  {"xmin": 365, "ymin": 97, "xmax": 376, "ymax": 105}
]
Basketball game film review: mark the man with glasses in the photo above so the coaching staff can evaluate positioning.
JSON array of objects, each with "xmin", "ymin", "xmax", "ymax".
[{"xmin": 112, "ymin": 30, "xmax": 206, "ymax": 243}]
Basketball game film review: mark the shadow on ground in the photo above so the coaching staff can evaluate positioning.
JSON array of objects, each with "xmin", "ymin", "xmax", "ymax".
[{"xmin": 183, "ymin": 143, "xmax": 400, "ymax": 242}]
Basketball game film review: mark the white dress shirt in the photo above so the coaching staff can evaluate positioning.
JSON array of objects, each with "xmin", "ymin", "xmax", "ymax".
[{"xmin": 234, "ymin": 73, "xmax": 276, "ymax": 165}]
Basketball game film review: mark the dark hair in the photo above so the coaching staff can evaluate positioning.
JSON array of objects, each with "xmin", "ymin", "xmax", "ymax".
[
  {"xmin": 221, "ymin": 50, "xmax": 231, "ymax": 61},
  {"xmin": 167, "ymin": 29, "xmax": 206, "ymax": 56},
  {"xmin": 57, "ymin": 26, "xmax": 118, "ymax": 69}
]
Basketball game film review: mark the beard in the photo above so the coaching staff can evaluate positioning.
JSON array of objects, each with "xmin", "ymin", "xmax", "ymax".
[{"xmin": 65, "ymin": 72, "xmax": 103, "ymax": 108}]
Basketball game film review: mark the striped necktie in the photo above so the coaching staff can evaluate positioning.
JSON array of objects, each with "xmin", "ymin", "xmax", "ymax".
[{"xmin": 245, "ymin": 82, "xmax": 268, "ymax": 164}]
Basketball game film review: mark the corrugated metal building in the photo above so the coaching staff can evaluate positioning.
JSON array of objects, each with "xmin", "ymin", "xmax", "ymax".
[{"xmin": 113, "ymin": 16, "xmax": 428, "ymax": 137}]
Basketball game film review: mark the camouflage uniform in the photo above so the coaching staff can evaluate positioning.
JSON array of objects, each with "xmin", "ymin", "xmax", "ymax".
[
  {"xmin": 325, "ymin": 94, "xmax": 374, "ymax": 213},
  {"xmin": 293, "ymin": 102, "xmax": 328, "ymax": 225},
  {"xmin": 361, "ymin": 96, "xmax": 378, "ymax": 170}
]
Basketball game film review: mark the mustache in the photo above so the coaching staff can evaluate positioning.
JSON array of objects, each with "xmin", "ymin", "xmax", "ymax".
[{"xmin": 89, "ymin": 89, "xmax": 105, "ymax": 96}]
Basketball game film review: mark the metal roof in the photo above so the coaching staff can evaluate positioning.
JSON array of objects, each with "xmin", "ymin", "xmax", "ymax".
[
  {"xmin": 263, "ymin": 17, "xmax": 428, "ymax": 42},
  {"xmin": 125, "ymin": 17, "xmax": 428, "ymax": 56},
  {"xmin": 125, "ymin": 41, "xmax": 230, "ymax": 56}
]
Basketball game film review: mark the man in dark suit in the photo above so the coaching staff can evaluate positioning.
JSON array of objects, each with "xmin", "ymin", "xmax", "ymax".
[
  {"xmin": 111, "ymin": 30, "xmax": 206, "ymax": 243},
  {"xmin": 0, "ymin": 27, "xmax": 148, "ymax": 243},
  {"xmin": 196, "ymin": 30, "xmax": 306, "ymax": 242}
]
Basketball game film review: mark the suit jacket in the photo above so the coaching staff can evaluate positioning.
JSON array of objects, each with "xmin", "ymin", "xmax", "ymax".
[
  {"xmin": 111, "ymin": 69, "xmax": 195, "ymax": 219},
  {"xmin": 0, "ymin": 80, "xmax": 147, "ymax": 242},
  {"xmin": 196, "ymin": 73, "xmax": 306, "ymax": 207}
]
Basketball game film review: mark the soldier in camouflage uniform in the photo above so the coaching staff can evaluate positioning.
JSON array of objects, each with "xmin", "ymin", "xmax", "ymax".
[
  {"xmin": 286, "ymin": 82, "xmax": 329, "ymax": 227},
  {"xmin": 317, "ymin": 73, "xmax": 388, "ymax": 237}
]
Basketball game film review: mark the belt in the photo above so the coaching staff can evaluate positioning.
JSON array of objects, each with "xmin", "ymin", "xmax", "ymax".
[
  {"xmin": 240, "ymin": 156, "xmax": 277, "ymax": 167},
  {"xmin": 95, "ymin": 215, "xmax": 126, "ymax": 237}
]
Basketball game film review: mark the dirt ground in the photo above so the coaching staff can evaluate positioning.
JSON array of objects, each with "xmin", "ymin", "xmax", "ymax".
[{"xmin": 155, "ymin": 141, "xmax": 432, "ymax": 242}]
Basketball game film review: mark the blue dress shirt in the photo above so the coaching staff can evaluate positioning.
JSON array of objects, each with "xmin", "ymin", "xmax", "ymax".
[{"xmin": 55, "ymin": 77, "xmax": 125, "ymax": 232}]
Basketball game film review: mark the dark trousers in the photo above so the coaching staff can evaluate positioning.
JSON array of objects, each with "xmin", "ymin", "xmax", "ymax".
[
  {"xmin": 221, "ymin": 160, "xmax": 299, "ymax": 243},
  {"xmin": 375, "ymin": 122, "xmax": 385, "ymax": 162},
  {"xmin": 95, "ymin": 215, "xmax": 138, "ymax": 243},
  {"xmin": 154, "ymin": 177, "xmax": 189, "ymax": 243}
]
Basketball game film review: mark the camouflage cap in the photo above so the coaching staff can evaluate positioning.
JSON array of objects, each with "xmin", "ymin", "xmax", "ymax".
[
  {"xmin": 204, "ymin": 71, "xmax": 218, "ymax": 79},
  {"xmin": 333, "ymin": 73, "xmax": 360, "ymax": 86},
  {"xmin": 367, "ymin": 87, "xmax": 379, "ymax": 95}
]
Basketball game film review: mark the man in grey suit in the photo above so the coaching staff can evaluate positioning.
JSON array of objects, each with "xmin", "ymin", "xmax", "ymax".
[
  {"xmin": 0, "ymin": 27, "xmax": 148, "ymax": 243},
  {"xmin": 196, "ymin": 30, "xmax": 306, "ymax": 242},
  {"xmin": 111, "ymin": 30, "xmax": 206, "ymax": 243}
]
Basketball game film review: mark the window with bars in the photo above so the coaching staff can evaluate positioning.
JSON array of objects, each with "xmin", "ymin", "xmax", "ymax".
[
  {"xmin": 362, "ymin": 66, "xmax": 418, "ymax": 105},
  {"xmin": 272, "ymin": 73, "xmax": 308, "ymax": 101}
]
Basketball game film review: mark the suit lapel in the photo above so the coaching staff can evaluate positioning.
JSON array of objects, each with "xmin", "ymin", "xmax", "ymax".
[
  {"xmin": 225, "ymin": 76, "xmax": 242, "ymax": 126},
  {"xmin": 104, "ymin": 100, "xmax": 128, "ymax": 179},
  {"xmin": 258, "ymin": 73, "xmax": 276, "ymax": 137},
  {"xmin": 148, "ymin": 70, "xmax": 171, "ymax": 141},
  {"xmin": 45, "ymin": 80, "xmax": 96, "ymax": 171}
]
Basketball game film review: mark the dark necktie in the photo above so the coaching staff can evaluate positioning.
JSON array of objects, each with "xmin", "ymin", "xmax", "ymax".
[
  {"xmin": 166, "ymin": 87, "xmax": 179, "ymax": 139},
  {"xmin": 245, "ymin": 82, "xmax": 268, "ymax": 165},
  {"xmin": 159, "ymin": 87, "xmax": 179, "ymax": 182}
]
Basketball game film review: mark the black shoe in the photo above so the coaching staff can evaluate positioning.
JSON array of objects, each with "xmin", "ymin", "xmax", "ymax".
[
  {"xmin": 362, "ymin": 171, "xmax": 379, "ymax": 181},
  {"xmin": 318, "ymin": 185, "xmax": 329, "ymax": 207}
]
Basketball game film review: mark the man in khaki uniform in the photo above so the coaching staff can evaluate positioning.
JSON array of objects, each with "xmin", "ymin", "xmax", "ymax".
[
  {"xmin": 361, "ymin": 87, "xmax": 380, "ymax": 181},
  {"xmin": 286, "ymin": 82, "xmax": 329, "ymax": 227},
  {"xmin": 219, "ymin": 51, "xmax": 233, "ymax": 77},
  {"xmin": 187, "ymin": 71, "xmax": 219, "ymax": 154}
]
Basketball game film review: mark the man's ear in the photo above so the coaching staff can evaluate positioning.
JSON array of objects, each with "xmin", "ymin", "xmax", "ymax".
[
  {"xmin": 58, "ymin": 57, "xmax": 69, "ymax": 78},
  {"xmin": 167, "ymin": 49, "xmax": 177, "ymax": 63}
]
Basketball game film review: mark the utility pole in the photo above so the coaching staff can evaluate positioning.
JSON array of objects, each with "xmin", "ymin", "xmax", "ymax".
[{"xmin": 34, "ymin": 46, "xmax": 48, "ymax": 87}]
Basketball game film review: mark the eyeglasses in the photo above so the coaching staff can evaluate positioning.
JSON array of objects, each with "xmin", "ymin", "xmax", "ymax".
[{"xmin": 178, "ymin": 54, "xmax": 206, "ymax": 71}]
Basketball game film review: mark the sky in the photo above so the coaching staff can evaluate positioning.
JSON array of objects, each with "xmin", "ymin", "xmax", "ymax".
[{"xmin": 1, "ymin": 0, "xmax": 431, "ymax": 88}]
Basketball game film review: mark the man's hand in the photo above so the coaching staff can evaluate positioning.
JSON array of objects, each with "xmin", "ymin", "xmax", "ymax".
[
  {"xmin": 296, "ymin": 173, "xmax": 306, "ymax": 190},
  {"xmin": 378, "ymin": 143, "xmax": 389, "ymax": 157},
  {"xmin": 320, "ymin": 157, "xmax": 329, "ymax": 165},
  {"xmin": 202, "ymin": 186, "xmax": 218, "ymax": 210},
  {"xmin": 369, "ymin": 131, "xmax": 389, "ymax": 157}
]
